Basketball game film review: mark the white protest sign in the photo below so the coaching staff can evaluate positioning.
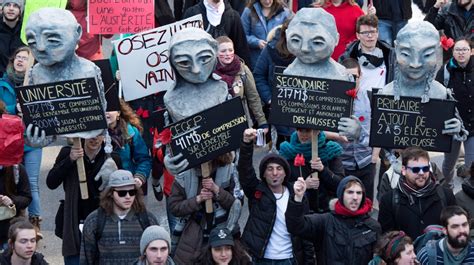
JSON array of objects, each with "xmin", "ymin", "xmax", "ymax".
[{"xmin": 113, "ymin": 15, "xmax": 203, "ymax": 101}]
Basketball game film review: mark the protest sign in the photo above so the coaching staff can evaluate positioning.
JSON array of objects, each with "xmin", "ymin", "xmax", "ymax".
[
  {"xmin": 113, "ymin": 15, "xmax": 203, "ymax": 101},
  {"xmin": 17, "ymin": 78, "xmax": 107, "ymax": 136},
  {"xmin": 167, "ymin": 97, "xmax": 247, "ymax": 173},
  {"xmin": 369, "ymin": 94, "xmax": 455, "ymax": 152},
  {"xmin": 87, "ymin": 0, "xmax": 154, "ymax": 34},
  {"xmin": 20, "ymin": 0, "xmax": 67, "ymax": 43},
  {"xmin": 269, "ymin": 73, "xmax": 354, "ymax": 132}
]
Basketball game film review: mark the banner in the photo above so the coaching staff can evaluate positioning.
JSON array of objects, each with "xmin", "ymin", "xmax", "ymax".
[
  {"xmin": 17, "ymin": 78, "xmax": 108, "ymax": 136},
  {"xmin": 369, "ymin": 94, "xmax": 455, "ymax": 152},
  {"xmin": 113, "ymin": 15, "xmax": 203, "ymax": 101},
  {"xmin": 269, "ymin": 73, "xmax": 354, "ymax": 132},
  {"xmin": 87, "ymin": 0, "xmax": 154, "ymax": 34},
  {"xmin": 167, "ymin": 98, "xmax": 247, "ymax": 173},
  {"xmin": 21, "ymin": 0, "xmax": 68, "ymax": 43}
]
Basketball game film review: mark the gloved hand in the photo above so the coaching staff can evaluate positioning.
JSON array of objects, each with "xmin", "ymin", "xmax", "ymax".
[
  {"xmin": 164, "ymin": 153, "xmax": 189, "ymax": 176},
  {"xmin": 25, "ymin": 124, "xmax": 51, "ymax": 148},
  {"xmin": 95, "ymin": 157, "xmax": 118, "ymax": 190},
  {"xmin": 338, "ymin": 116, "xmax": 362, "ymax": 140},
  {"xmin": 442, "ymin": 118, "xmax": 461, "ymax": 135}
]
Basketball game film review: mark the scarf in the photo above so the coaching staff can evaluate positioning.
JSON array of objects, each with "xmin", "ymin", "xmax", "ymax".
[
  {"xmin": 279, "ymin": 131, "xmax": 343, "ymax": 163},
  {"xmin": 356, "ymin": 44, "xmax": 385, "ymax": 69},
  {"xmin": 6, "ymin": 67, "xmax": 25, "ymax": 87},
  {"xmin": 203, "ymin": 0, "xmax": 225, "ymax": 27},
  {"xmin": 108, "ymin": 126, "xmax": 125, "ymax": 149},
  {"xmin": 214, "ymin": 55, "xmax": 241, "ymax": 95},
  {"xmin": 397, "ymin": 174, "xmax": 437, "ymax": 205},
  {"xmin": 334, "ymin": 198, "xmax": 372, "ymax": 217},
  {"xmin": 442, "ymin": 238, "xmax": 470, "ymax": 265}
]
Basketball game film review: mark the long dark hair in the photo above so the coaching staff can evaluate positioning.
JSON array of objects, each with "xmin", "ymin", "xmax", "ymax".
[
  {"xmin": 197, "ymin": 240, "xmax": 251, "ymax": 265},
  {"xmin": 99, "ymin": 186, "xmax": 146, "ymax": 215},
  {"xmin": 247, "ymin": 0, "xmax": 286, "ymax": 20},
  {"xmin": 1, "ymin": 166, "xmax": 17, "ymax": 197}
]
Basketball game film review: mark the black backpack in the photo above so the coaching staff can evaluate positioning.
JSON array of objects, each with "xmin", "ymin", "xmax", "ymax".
[{"xmin": 95, "ymin": 207, "xmax": 151, "ymax": 241}]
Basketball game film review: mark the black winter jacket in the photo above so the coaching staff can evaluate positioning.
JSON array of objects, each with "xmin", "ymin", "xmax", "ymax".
[
  {"xmin": 373, "ymin": 0, "xmax": 412, "ymax": 20},
  {"xmin": 286, "ymin": 198, "xmax": 381, "ymax": 265},
  {"xmin": 0, "ymin": 165, "xmax": 31, "ymax": 245},
  {"xmin": 378, "ymin": 184, "xmax": 456, "ymax": 240},
  {"xmin": 339, "ymin": 40, "xmax": 396, "ymax": 85},
  {"xmin": 183, "ymin": 1, "xmax": 251, "ymax": 66},
  {"xmin": 0, "ymin": 252, "xmax": 49, "ymax": 265},
  {"xmin": 237, "ymin": 141, "xmax": 315, "ymax": 264},
  {"xmin": 0, "ymin": 16, "xmax": 24, "ymax": 74},
  {"xmin": 425, "ymin": 1, "xmax": 474, "ymax": 40},
  {"xmin": 436, "ymin": 56, "xmax": 474, "ymax": 135}
]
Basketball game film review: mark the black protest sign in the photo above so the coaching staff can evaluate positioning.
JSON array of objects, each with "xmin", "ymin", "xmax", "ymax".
[
  {"xmin": 269, "ymin": 73, "xmax": 354, "ymax": 132},
  {"xmin": 369, "ymin": 94, "xmax": 455, "ymax": 152},
  {"xmin": 17, "ymin": 78, "xmax": 107, "ymax": 136},
  {"xmin": 167, "ymin": 97, "xmax": 247, "ymax": 173}
]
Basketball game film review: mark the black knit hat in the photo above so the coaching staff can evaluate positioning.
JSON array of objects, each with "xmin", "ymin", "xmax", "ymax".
[{"xmin": 258, "ymin": 154, "xmax": 291, "ymax": 181}]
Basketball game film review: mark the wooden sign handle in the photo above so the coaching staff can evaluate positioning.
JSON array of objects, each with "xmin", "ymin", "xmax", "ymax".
[
  {"xmin": 73, "ymin": 138, "xmax": 89, "ymax": 199},
  {"xmin": 201, "ymin": 162, "xmax": 213, "ymax": 213},
  {"xmin": 311, "ymin": 130, "xmax": 319, "ymax": 180}
]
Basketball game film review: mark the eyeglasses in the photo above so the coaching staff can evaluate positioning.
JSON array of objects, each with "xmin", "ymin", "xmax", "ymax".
[
  {"xmin": 358, "ymin": 30, "xmax": 378, "ymax": 36},
  {"xmin": 15, "ymin": 55, "xmax": 28, "ymax": 61},
  {"xmin": 406, "ymin": 165, "xmax": 430, "ymax": 174},
  {"xmin": 453, "ymin": 48, "xmax": 470, "ymax": 53},
  {"xmin": 114, "ymin": 189, "xmax": 137, "ymax": 197}
]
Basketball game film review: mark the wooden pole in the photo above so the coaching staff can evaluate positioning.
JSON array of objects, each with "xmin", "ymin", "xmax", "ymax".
[
  {"xmin": 73, "ymin": 138, "xmax": 89, "ymax": 199},
  {"xmin": 201, "ymin": 162, "xmax": 213, "ymax": 213},
  {"xmin": 311, "ymin": 130, "xmax": 319, "ymax": 179}
]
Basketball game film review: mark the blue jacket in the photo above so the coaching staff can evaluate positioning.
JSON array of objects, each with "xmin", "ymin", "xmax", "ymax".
[
  {"xmin": 117, "ymin": 124, "xmax": 152, "ymax": 182},
  {"xmin": 0, "ymin": 74, "xmax": 17, "ymax": 115},
  {"xmin": 241, "ymin": 3, "xmax": 291, "ymax": 69}
]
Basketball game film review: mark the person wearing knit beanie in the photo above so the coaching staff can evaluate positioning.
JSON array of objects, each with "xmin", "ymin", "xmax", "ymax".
[
  {"xmin": 336, "ymin": 175, "xmax": 366, "ymax": 211},
  {"xmin": 2, "ymin": 0, "xmax": 23, "ymax": 13},
  {"xmin": 137, "ymin": 226, "xmax": 175, "ymax": 265}
]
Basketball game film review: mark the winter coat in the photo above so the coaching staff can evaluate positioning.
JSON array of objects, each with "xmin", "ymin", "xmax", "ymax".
[
  {"xmin": 168, "ymin": 171, "xmax": 236, "ymax": 265},
  {"xmin": 286, "ymin": 198, "xmax": 381, "ymax": 265},
  {"xmin": 425, "ymin": 1, "xmax": 474, "ymax": 40},
  {"xmin": 184, "ymin": 1, "xmax": 251, "ymax": 66},
  {"xmin": 455, "ymin": 178, "xmax": 474, "ymax": 224},
  {"xmin": 114, "ymin": 124, "xmax": 152, "ymax": 183},
  {"xmin": 0, "ymin": 252, "xmax": 49, "ymax": 265},
  {"xmin": 287, "ymin": 157, "xmax": 343, "ymax": 213},
  {"xmin": 253, "ymin": 30, "xmax": 295, "ymax": 136},
  {"xmin": 0, "ymin": 165, "xmax": 31, "ymax": 245},
  {"xmin": 232, "ymin": 61, "xmax": 267, "ymax": 128},
  {"xmin": 378, "ymin": 184, "xmax": 456, "ymax": 240},
  {"xmin": 46, "ymin": 145, "xmax": 122, "ymax": 257},
  {"xmin": 134, "ymin": 256, "xmax": 175, "ymax": 265},
  {"xmin": 240, "ymin": 3, "xmax": 292, "ymax": 69},
  {"xmin": 0, "ymin": 16, "xmax": 24, "ymax": 74},
  {"xmin": 0, "ymin": 74, "xmax": 17, "ymax": 114},
  {"xmin": 373, "ymin": 0, "xmax": 412, "ymax": 20},
  {"xmin": 436, "ymin": 56, "xmax": 474, "ymax": 135},
  {"xmin": 237, "ymin": 141, "xmax": 315, "ymax": 264},
  {"xmin": 339, "ymin": 40, "xmax": 396, "ymax": 85},
  {"xmin": 324, "ymin": 2, "xmax": 365, "ymax": 60}
]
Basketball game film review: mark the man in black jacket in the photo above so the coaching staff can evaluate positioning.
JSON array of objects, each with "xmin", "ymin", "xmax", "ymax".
[
  {"xmin": 373, "ymin": 0, "xmax": 412, "ymax": 45},
  {"xmin": 287, "ymin": 175, "xmax": 380, "ymax": 265},
  {"xmin": 183, "ymin": 0, "xmax": 251, "ymax": 67},
  {"xmin": 238, "ymin": 128, "xmax": 314, "ymax": 265},
  {"xmin": 0, "ymin": 0, "xmax": 24, "ymax": 75},
  {"xmin": 425, "ymin": 0, "xmax": 473, "ymax": 41},
  {"xmin": 378, "ymin": 147, "xmax": 457, "ymax": 240}
]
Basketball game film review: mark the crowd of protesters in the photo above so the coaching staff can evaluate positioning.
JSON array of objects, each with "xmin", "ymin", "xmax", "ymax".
[{"xmin": 0, "ymin": 0, "xmax": 473, "ymax": 264}]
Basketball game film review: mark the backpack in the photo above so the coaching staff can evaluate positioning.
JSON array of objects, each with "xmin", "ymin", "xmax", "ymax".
[
  {"xmin": 94, "ymin": 207, "xmax": 151, "ymax": 241},
  {"xmin": 391, "ymin": 185, "xmax": 448, "ymax": 222}
]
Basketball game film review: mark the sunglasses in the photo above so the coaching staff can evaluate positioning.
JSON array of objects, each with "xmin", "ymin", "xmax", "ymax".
[
  {"xmin": 406, "ymin": 165, "xmax": 430, "ymax": 174},
  {"xmin": 114, "ymin": 189, "xmax": 137, "ymax": 197}
]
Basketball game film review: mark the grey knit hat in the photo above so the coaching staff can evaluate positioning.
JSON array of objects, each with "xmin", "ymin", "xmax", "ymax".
[
  {"xmin": 2, "ymin": 0, "xmax": 24, "ymax": 12},
  {"xmin": 140, "ymin": 226, "xmax": 171, "ymax": 254},
  {"xmin": 107, "ymin": 170, "xmax": 135, "ymax": 188}
]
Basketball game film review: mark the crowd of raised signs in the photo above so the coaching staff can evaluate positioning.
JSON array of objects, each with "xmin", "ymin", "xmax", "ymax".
[{"xmin": 0, "ymin": 0, "xmax": 473, "ymax": 264}]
